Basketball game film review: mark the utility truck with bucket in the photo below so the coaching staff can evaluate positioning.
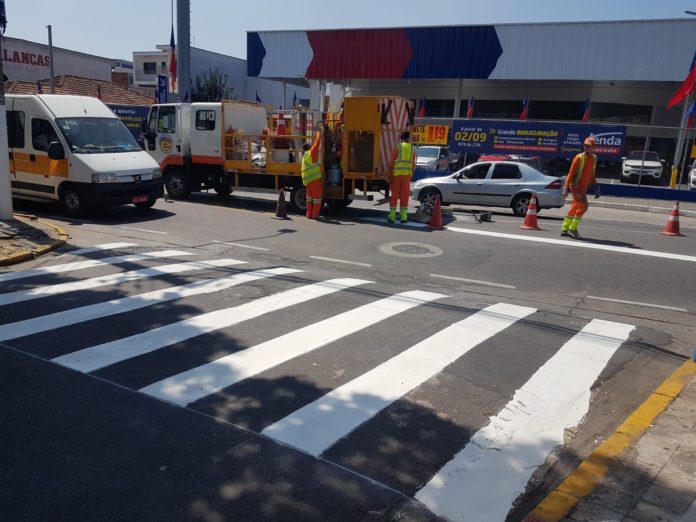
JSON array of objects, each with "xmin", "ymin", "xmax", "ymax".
[{"xmin": 143, "ymin": 96, "xmax": 414, "ymax": 212}]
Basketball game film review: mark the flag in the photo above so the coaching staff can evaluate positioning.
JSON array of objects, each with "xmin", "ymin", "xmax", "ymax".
[
  {"xmin": 293, "ymin": 91, "xmax": 297, "ymax": 107},
  {"xmin": 582, "ymin": 98, "xmax": 591, "ymax": 122},
  {"xmin": 97, "ymin": 84, "xmax": 102, "ymax": 100},
  {"xmin": 687, "ymin": 100, "xmax": 696, "ymax": 128},
  {"xmin": 255, "ymin": 91, "xmax": 262, "ymax": 103},
  {"xmin": 668, "ymin": 51, "xmax": 696, "ymax": 109},
  {"xmin": 169, "ymin": 26, "xmax": 177, "ymax": 92},
  {"xmin": 520, "ymin": 96, "xmax": 529, "ymax": 120},
  {"xmin": 418, "ymin": 97, "xmax": 426, "ymax": 118},
  {"xmin": 466, "ymin": 96, "xmax": 475, "ymax": 118},
  {"xmin": 182, "ymin": 90, "xmax": 189, "ymax": 103},
  {"xmin": 36, "ymin": 81, "xmax": 43, "ymax": 94}
]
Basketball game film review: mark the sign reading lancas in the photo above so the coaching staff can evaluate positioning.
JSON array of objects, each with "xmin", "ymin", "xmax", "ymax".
[{"xmin": 449, "ymin": 119, "xmax": 626, "ymax": 160}]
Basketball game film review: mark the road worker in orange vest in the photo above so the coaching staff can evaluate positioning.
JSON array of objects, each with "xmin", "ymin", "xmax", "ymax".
[
  {"xmin": 301, "ymin": 130, "xmax": 323, "ymax": 220},
  {"xmin": 388, "ymin": 131, "xmax": 416, "ymax": 223},
  {"xmin": 561, "ymin": 135, "xmax": 601, "ymax": 240}
]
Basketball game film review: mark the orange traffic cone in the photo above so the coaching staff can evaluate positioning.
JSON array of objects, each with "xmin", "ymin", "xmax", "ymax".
[
  {"xmin": 427, "ymin": 196, "xmax": 445, "ymax": 230},
  {"xmin": 272, "ymin": 189, "xmax": 289, "ymax": 220},
  {"xmin": 520, "ymin": 194, "xmax": 541, "ymax": 230},
  {"xmin": 662, "ymin": 201, "xmax": 684, "ymax": 236}
]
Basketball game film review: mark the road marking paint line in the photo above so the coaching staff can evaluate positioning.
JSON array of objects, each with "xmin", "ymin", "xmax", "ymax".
[
  {"xmin": 120, "ymin": 226, "xmax": 169, "ymax": 235},
  {"xmin": 0, "ymin": 250, "xmax": 192, "ymax": 284},
  {"xmin": 140, "ymin": 290, "xmax": 447, "ymax": 406},
  {"xmin": 447, "ymin": 225, "xmax": 696, "ymax": 264},
  {"xmin": 52, "ymin": 278, "xmax": 372, "ymax": 373},
  {"xmin": 221, "ymin": 242, "xmax": 269, "ymax": 251},
  {"xmin": 430, "ymin": 273, "xmax": 516, "ymax": 289},
  {"xmin": 0, "ymin": 267, "xmax": 299, "ymax": 342},
  {"xmin": 0, "ymin": 259, "xmax": 246, "ymax": 306},
  {"xmin": 261, "ymin": 303, "xmax": 536, "ymax": 457},
  {"xmin": 415, "ymin": 319, "xmax": 634, "ymax": 522},
  {"xmin": 309, "ymin": 256, "xmax": 373, "ymax": 267},
  {"xmin": 586, "ymin": 295, "xmax": 688, "ymax": 313},
  {"xmin": 67, "ymin": 243, "xmax": 138, "ymax": 256},
  {"xmin": 528, "ymin": 358, "xmax": 696, "ymax": 522}
]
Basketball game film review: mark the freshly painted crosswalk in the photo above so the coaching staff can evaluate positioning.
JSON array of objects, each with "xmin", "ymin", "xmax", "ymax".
[{"xmin": 0, "ymin": 244, "xmax": 640, "ymax": 521}]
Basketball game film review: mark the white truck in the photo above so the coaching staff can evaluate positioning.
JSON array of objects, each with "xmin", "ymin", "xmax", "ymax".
[
  {"xmin": 6, "ymin": 94, "xmax": 163, "ymax": 216},
  {"xmin": 144, "ymin": 96, "xmax": 415, "ymax": 211}
]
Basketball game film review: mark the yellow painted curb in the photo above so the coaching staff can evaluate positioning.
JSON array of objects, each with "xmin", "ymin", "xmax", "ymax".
[
  {"xmin": 525, "ymin": 358, "xmax": 696, "ymax": 522},
  {"xmin": 0, "ymin": 214, "xmax": 70, "ymax": 266}
]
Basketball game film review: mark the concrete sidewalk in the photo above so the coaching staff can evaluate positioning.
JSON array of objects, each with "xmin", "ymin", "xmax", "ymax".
[{"xmin": 0, "ymin": 214, "xmax": 69, "ymax": 266}]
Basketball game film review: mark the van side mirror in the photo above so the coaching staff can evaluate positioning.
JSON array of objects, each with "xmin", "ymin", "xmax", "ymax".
[
  {"xmin": 47, "ymin": 141, "xmax": 65, "ymax": 160},
  {"xmin": 141, "ymin": 118, "xmax": 148, "ymax": 132}
]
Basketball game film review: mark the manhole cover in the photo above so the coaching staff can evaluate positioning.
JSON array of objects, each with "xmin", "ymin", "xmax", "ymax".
[{"xmin": 379, "ymin": 242, "xmax": 444, "ymax": 258}]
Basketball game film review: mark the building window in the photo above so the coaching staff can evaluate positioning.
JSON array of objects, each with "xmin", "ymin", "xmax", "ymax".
[
  {"xmin": 422, "ymin": 99, "xmax": 455, "ymax": 118},
  {"xmin": 195, "ymin": 110, "xmax": 216, "ymax": 131},
  {"xmin": 143, "ymin": 62, "xmax": 157, "ymax": 75}
]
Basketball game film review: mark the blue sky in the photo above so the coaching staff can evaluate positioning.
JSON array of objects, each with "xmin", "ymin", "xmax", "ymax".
[{"xmin": 8, "ymin": 0, "xmax": 696, "ymax": 60}]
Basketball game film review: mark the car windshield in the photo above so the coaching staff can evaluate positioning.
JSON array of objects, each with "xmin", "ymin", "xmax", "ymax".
[
  {"xmin": 627, "ymin": 151, "xmax": 660, "ymax": 162},
  {"xmin": 56, "ymin": 117, "xmax": 142, "ymax": 153},
  {"xmin": 417, "ymin": 147, "xmax": 439, "ymax": 159}
]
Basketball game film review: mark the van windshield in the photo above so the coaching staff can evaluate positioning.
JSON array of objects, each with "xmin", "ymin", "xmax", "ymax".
[{"xmin": 56, "ymin": 117, "xmax": 141, "ymax": 153}]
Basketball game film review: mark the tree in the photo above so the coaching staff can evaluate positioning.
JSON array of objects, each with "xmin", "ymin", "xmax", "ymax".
[{"xmin": 191, "ymin": 67, "xmax": 234, "ymax": 102}]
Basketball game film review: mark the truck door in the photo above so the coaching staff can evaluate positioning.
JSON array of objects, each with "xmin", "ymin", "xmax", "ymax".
[
  {"xmin": 145, "ymin": 105, "xmax": 179, "ymax": 166},
  {"xmin": 190, "ymin": 106, "xmax": 221, "ymax": 161}
]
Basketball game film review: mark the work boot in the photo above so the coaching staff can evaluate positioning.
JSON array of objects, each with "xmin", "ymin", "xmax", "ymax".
[
  {"xmin": 400, "ymin": 209, "xmax": 408, "ymax": 223},
  {"xmin": 388, "ymin": 208, "xmax": 396, "ymax": 223},
  {"xmin": 560, "ymin": 231, "xmax": 570, "ymax": 237},
  {"xmin": 569, "ymin": 230, "xmax": 583, "ymax": 240}
]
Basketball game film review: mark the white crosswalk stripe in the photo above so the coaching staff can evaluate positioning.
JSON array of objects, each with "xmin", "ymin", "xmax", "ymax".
[
  {"xmin": 140, "ymin": 290, "xmax": 447, "ymax": 406},
  {"xmin": 415, "ymin": 318, "xmax": 634, "ymax": 522},
  {"xmin": 0, "ymin": 249, "xmax": 192, "ymax": 283},
  {"xmin": 52, "ymin": 278, "xmax": 372, "ymax": 373},
  {"xmin": 0, "ymin": 267, "xmax": 300, "ymax": 342},
  {"xmin": 262, "ymin": 303, "xmax": 536, "ymax": 456},
  {"xmin": 0, "ymin": 259, "xmax": 246, "ymax": 306}
]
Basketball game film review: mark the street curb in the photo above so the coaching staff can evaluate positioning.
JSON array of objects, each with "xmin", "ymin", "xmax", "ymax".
[
  {"xmin": 524, "ymin": 359, "xmax": 696, "ymax": 522},
  {"xmin": 0, "ymin": 214, "xmax": 70, "ymax": 267}
]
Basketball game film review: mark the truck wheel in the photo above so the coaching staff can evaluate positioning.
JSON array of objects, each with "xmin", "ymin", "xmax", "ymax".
[
  {"xmin": 214, "ymin": 178, "xmax": 232, "ymax": 197},
  {"xmin": 60, "ymin": 186, "xmax": 88, "ymax": 217},
  {"xmin": 290, "ymin": 186, "xmax": 307, "ymax": 212},
  {"xmin": 165, "ymin": 170, "xmax": 190, "ymax": 199}
]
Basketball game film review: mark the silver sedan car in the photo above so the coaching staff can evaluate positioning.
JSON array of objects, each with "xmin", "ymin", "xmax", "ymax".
[{"xmin": 410, "ymin": 161, "xmax": 565, "ymax": 216}]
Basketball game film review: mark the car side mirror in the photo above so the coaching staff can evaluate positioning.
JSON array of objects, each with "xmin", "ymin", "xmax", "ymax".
[
  {"xmin": 47, "ymin": 141, "xmax": 65, "ymax": 160},
  {"xmin": 141, "ymin": 118, "xmax": 148, "ymax": 132}
]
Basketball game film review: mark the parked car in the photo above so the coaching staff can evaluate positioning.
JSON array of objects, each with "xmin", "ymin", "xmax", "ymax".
[
  {"xmin": 621, "ymin": 151, "xmax": 665, "ymax": 182},
  {"xmin": 411, "ymin": 161, "xmax": 564, "ymax": 217},
  {"xmin": 690, "ymin": 160, "xmax": 696, "ymax": 190},
  {"xmin": 416, "ymin": 145, "xmax": 451, "ymax": 171},
  {"xmin": 477, "ymin": 154, "xmax": 550, "ymax": 174}
]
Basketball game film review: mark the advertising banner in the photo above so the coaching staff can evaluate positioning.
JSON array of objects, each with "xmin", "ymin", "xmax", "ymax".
[
  {"xmin": 108, "ymin": 105, "xmax": 150, "ymax": 140},
  {"xmin": 157, "ymin": 74, "xmax": 168, "ymax": 104},
  {"xmin": 412, "ymin": 124, "xmax": 449, "ymax": 145},
  {"xmin": 449, "ymin": 119, "xmax": 626, "ymax": 160}
]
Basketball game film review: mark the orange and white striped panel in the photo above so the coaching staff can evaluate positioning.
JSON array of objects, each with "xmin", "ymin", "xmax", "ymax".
[{"xmin": 379, "ymin": 97, "xmax": 414, "ymax": 175}]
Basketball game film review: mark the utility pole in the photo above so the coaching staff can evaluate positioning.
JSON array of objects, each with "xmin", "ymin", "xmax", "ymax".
[
  {"xmin": 176, "ymin": 0, "xmax": 190, "ymax": 102},
  {"xmin": 0, "ymin": 1, "xmax": 13, "ymax": 220},
  {"xmin": 47, "ymin": 24, "xmax": 55, "ymax": 93}
]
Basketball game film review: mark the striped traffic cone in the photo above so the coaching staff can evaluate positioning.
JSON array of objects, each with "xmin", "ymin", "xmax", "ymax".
[
  {"xmin": 662, "ymin": 201, "xmax": 684, "ymax": 236},
  {"xmin": 427, "ymin": 196, "xmax": 445, "ymax": 230},
  {"xmin": 520, "ymin": 194, "xmax": 541, "ymax": 230}
]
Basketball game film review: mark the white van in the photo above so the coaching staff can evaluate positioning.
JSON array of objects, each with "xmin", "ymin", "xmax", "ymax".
[{"xmin": 6, "ymin": 94, "xmax": 163, "ymax": 216}]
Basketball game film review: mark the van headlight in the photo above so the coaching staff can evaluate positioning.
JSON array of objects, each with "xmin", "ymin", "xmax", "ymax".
[
  {"xmin": 92, "ymin": 172, "xmax": 119, "ymax": 183},
  {"xmin": 152, "ymin": 168, "xmax": 162, "ymax": 179}
]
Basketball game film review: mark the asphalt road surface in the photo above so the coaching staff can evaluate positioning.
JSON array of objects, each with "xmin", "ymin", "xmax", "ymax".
[{"xmin": 2, "ymin": 192, "xmax": 695, "ymax": 521}]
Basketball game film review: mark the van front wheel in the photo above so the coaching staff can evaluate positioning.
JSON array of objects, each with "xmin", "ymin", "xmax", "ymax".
[{"xmin": 60, "ymin": 186, "xmax": 87, "ymax": 217}]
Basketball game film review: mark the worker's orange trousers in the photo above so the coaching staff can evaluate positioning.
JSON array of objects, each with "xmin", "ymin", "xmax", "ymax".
[
  {"xmin": 306, "ymin": 179, "xmax": 323, "ymax": 219},
  {"xmin": 566, "ymin": 189, "xmax": 589, "ymax": 218},
  {"xmin": 389, "ymin": 175, "xmax": 411, "ymax": 209}
]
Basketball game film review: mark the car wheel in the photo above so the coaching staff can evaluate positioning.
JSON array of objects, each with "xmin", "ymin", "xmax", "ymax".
[
  {"xmin": 290, "ymin": 186, "xmax": 307, "ymax": 212},
  {"xmin": 165, "ymin": 170, "xmax": 190, "ymax": 199},
  {"xmin": 60, "ymin": 185, "xmax": 88, "ymax": 217},
  {"xmin": 511, "ymin": 194, "xmax": 532, "ymax": 217},
  {"xmin": 418, "ymin": 187, "xmax": 442, "ymax": 206}
]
